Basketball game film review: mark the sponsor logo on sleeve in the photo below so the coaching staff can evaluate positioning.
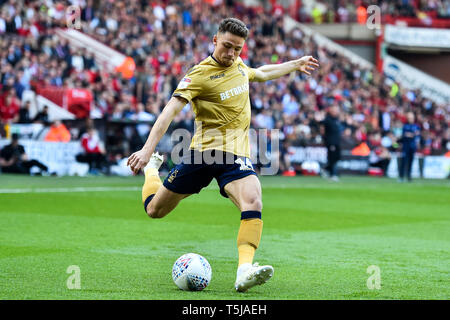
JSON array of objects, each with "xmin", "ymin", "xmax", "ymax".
[{"xmin": 178, "ymin": 77, "xmax": 191, "ymax": 89}]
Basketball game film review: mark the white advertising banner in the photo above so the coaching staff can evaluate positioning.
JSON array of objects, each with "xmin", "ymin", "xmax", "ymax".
[
  {"xmin": 384, "ymin": 25, "xmax": 450, "ymax": 49},
  {"xmin": 288, "ymin": 146, "xmax": 328, "ymax": 164},
  {"xmin": 383, "ymin": 55, "xmax": 450, "ymax": 105},
  {"xmin": 0, "ymin": 139, "xmax": 83, "ymax": 176},
  {"xmin": 423, "ymin": 156, "xmax": 450, "ymax": 179}
]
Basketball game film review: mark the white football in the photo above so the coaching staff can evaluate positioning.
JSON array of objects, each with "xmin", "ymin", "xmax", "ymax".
[{"xmin": 172, "ymin": 253, "xmax": 212, "ymax": 291}]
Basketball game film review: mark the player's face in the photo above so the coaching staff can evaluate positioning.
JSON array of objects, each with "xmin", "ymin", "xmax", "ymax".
[{"xmin": 213, "ymin": 32, "xmax": 245, "ymax": 67}]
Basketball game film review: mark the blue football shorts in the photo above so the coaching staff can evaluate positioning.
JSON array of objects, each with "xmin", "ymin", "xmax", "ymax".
[{"xmin": 163, "ymin": 149, "xmax": 257, "ymax": 198}]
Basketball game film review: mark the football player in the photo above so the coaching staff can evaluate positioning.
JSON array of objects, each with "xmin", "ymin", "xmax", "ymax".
[{"xmin": 128, "ymin": 17, "xmax": 319, "ymax": 292}]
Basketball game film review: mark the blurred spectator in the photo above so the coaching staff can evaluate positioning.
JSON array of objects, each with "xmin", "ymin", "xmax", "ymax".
[
  {"xmin": 75, "ymin": 127, "xmax": 108, "ymax": 174},
  {"xmin": 369, "ymin": 146, "xmax": 391, "ymax": 176},
  {"xmin": 33, "ymin": 105, "xmax": 49, "ymax": 124},
  {"xmin": 398, "ymin": 112, "xmax": 420, "ymax": 182},
  {"xmin": 320, "ymin": 105, "xmax": 342, "ymax": 181},
  {"xmin": 0, "ymin": 133, "xmax": 49, "ymax": 175},
  {"xmin": 282, "ymin": 94, "xmax": 300, "ymax": 117},
  {"xmin": 0, "ymin": 90, "xmax": 20, "ymax": 123},
  {"xmin": 312, "ymin": 6, "xmax": 323, "ymax": 24},
  {"xmin": 44, "ymin": 120, "xmax": 71, "ymax": 142},
  {"xmin": 18, "ymin": 100, "xmax": 32, "ymax": 123},
  {"xmin": 356, "ymin": 4, "xmax": 367, "ymax": 25},
  {"xmin": 379, "ymin": 106, "xmax": 391, "ymax": 134},
  {"xmin": 341, "ymin": 127, "xmax": 357, "ymax": 150}
]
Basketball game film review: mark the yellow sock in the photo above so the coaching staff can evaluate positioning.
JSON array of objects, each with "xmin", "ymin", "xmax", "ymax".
[
  {"xmin": 238, "ymin": 244, "xmax": 256, "ymax": 266},
  {"xmin": 142, "ymin": 167, "xmax": 162, "ymax": 204},
  {"xmin": 237, "ymin": 218, "xmax": 263, "ymax": 266}
]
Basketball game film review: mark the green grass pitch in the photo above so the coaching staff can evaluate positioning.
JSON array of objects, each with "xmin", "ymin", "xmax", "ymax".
[{"xmin": 0, "ymin": 174, "xmax": 448, "ymax": 299}]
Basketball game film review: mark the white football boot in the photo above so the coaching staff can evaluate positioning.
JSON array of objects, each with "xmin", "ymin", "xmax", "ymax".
[
  {"xmin": 235, "ymin": 262, "xmax": 274, "ymax": 292},
  {"xmin": 143, "ymin": 152, "xmax": 164, "ymax": 174}
]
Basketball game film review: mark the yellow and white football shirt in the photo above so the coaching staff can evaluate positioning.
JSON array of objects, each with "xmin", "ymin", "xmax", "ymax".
[{"xmin": 172, "ymin": 55, "xmax": 256, "ymax": 158}]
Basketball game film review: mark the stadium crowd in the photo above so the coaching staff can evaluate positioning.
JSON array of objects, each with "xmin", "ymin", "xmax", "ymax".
[
  {"xmin": 0, "ymin": 0, "xmax": 448, "ymax": 176},
  {"xmin": 299, "ymin": 0, "xmax": 450, "ymax": 24}
]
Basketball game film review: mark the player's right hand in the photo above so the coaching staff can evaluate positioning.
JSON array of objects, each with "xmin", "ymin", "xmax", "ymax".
[
  {"xmin": 127, "ymin": 149, "xmax": 150, "ymax": 175},
  {"xmin": 297, "ymin": 56, "xmax": 319, "ymax": 75}
]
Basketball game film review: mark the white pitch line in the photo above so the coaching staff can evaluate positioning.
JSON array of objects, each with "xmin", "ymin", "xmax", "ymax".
[
  {"xmin": 0, "ymin": 186, "xmax": 141, "ymax": 194},
  {"xmin": 1, "ymin": 181, "xmax": 445, "ymax": 194}
]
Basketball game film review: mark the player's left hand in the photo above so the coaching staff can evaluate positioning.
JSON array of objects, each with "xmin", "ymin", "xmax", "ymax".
[
  {"xmin": 127, "ymin": 149, "xmax": 151, "ymax": 175},
  {"xmin": 297, "ymin": 56, "xmax": 319, "ymax": 76}
]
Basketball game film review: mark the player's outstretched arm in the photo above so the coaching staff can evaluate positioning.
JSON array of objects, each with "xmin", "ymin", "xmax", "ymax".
[
  {"xmin": 252, "ymin": 56, "xmax": 319, "ymax": 82},
  {"xmin": 127, "ymin": 96, "xmax": 187, "ymax": 174}
]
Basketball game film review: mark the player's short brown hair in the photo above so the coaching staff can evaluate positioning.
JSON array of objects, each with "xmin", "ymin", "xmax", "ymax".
[{"xmin": 217, "ymin": 18, "xmax": 249, "ymax": 39}]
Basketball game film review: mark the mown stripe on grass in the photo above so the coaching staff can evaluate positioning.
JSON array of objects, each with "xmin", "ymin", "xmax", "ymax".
[{"xmin": 0, "ymin": 186, "xmax": 141, "ymax": 194}]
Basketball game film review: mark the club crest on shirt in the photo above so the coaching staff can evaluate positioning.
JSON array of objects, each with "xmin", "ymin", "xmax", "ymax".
[{"xmin": 237, "ymin": 64, "xmax": 245, "ymax": 76}]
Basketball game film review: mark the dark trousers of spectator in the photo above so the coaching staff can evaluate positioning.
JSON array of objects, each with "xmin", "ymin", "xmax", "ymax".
[
  {"xmin": 1, "ymin": 160, "xmax": 48, "ymax": 174},
  {"xmin": 372, "ymin": 159, "xmax": 390, "ymax": 176},
  {"xmin": 399, "ymin": 149, "xmax": 415, "ymax": 181},
  {"xmin": 76, "ymin": 153, "xmax": 107, "ymax": 171},
  {"xmin": 326, "ymin": 144, "xmax": 341, "ymax": 177}
]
